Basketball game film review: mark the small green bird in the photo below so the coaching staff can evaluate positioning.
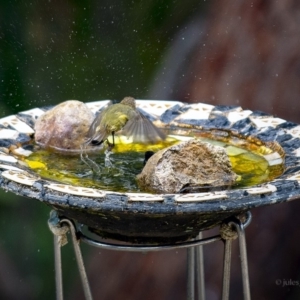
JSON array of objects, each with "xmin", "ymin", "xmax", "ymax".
[{"xmin": 84, "ymin": 97, "xmax": 166, "ymax": 148}]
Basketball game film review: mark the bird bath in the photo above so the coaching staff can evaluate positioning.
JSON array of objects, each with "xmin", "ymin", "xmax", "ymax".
[
  {"xmin": 0, "ymin": 100, "xmax": 300, "ymax": 244},
  {"xmin": 2, "ymin": 99, "xmax": 300, "ymax": 300}
]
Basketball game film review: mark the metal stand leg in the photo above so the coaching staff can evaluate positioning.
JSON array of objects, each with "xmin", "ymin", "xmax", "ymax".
[
  {"xmin": 195, "ymin": 232, "xmax": 205, "ymax": 300},
  {"xmin": 61, "ymin": 219, "xmax": 93, "ymax": 300},
  {"xmin": 187, "ymin": 232, "xmax": 206, "ymax": 300},
  {"xmin": 230, "ymin": 219, "xmax": 251, "ymax": 300},
  {"xmin": 48, "ymin": 211, "xmax": 93, "ymax": 300},
  {"xmin": 221, "ymin": 239, "xmax": 232, "ymax": 300},
  {"xmin": 54, "ymin": 235, "xmax": 63, "ymax": 300},
  {"xmin": 187, "ymin": 247, "xmax": 195, "ymax": 300},
  {"xmin": 220, "ymin": 212, "xmax": 252, "ymax": 300}
]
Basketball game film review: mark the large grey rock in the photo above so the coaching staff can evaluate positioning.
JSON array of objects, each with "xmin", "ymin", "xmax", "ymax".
[
  {"xmin": 137, "ymin": 139, "xmax": 238, "ymax": 193},
  {"xmin": 34, "ymin": 100, "xmax": 94, "ymax": 153}
]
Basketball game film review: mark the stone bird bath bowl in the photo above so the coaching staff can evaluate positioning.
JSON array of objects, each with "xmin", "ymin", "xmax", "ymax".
[{"xmin": 1, "ymin": 100, "xmax": 300, "ymax": 244}]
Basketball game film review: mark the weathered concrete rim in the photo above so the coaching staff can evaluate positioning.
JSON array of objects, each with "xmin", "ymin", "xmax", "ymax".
[{"xmin": 0, "ymin": 99, "xmax": 300, "ymax": 214}]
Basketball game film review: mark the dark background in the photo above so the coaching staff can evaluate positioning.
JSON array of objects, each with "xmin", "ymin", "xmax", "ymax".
[{"xmin": 1, "ymin": 0, "xmax": 300, "ymax": 299}]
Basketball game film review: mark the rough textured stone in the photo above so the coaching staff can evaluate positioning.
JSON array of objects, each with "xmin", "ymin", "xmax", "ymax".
[
  {"xmin": 137, "ymin": 139, "xmax": 238, "ymax": 193},
  {"xmin": 34, "ymin": 100, "xmax": 94, "ymax": 153}
]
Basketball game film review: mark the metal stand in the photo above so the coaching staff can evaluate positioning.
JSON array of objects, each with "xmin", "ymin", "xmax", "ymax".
[
  {"xmin": 48, "ymin": 211, "xmax": 252, "ymax": 300},
  {"xmin": 220, "ymin": 213, "xmax": 252, "ymax": 300}
]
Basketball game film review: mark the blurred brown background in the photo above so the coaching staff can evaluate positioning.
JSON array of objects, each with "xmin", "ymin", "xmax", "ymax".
[{"xmin": 1, "ymin": 0, "xmax": 300, "ymax": 299}]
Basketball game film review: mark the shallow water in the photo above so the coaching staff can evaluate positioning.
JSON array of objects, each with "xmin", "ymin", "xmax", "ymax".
[{"xmin": 25, "ymin": 135, "xmax": 284, "ymax": 193}]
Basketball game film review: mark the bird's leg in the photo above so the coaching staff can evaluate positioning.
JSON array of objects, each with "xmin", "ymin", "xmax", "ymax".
[{"xmin": 106, "ymin": 132, "xmax": 115, "ymax": 151}]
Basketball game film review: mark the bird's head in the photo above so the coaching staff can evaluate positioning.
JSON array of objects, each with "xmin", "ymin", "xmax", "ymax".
[{"xmin": 120, "ymin": 96, "xmax": 136, "ymax": 109}]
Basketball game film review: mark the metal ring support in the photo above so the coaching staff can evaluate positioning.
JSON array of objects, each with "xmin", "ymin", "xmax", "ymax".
[{"xmin": 78, "ymin": 231, "xmax": 222, "ymax": 252}]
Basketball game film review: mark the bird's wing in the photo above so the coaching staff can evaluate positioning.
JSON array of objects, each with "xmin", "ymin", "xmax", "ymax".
[
  {"xmin": 83, "ymin": 110, "xmax": 108, "ymax": 145},
  {"xmin": 122, "ymin": 111, "xmax": 166, "ymax": 143}
]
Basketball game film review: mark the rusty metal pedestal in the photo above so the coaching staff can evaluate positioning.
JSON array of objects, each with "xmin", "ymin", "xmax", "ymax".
[{"xmin": 49, "ymin": 211, "xmax": 252, "ymax": 300}]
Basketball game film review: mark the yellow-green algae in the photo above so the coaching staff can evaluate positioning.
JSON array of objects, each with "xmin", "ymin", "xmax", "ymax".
[{"xmin": 25, "ymin": 132, "xmax": 285, "ymax": 193}]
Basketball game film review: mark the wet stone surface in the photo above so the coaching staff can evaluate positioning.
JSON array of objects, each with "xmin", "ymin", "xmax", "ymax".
[
  {"xmin": 34, "ymin": 100, "xmax": 94, "ymax": 153},
  {"xmin": 137, "ymin": 139, "xmax": 238, "ymax": 193}
]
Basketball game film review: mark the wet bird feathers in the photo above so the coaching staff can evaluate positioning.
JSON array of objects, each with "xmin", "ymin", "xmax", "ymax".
[{"xmin": 85, "ymin": 98, "xmax": 166, "ymax": 145}]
